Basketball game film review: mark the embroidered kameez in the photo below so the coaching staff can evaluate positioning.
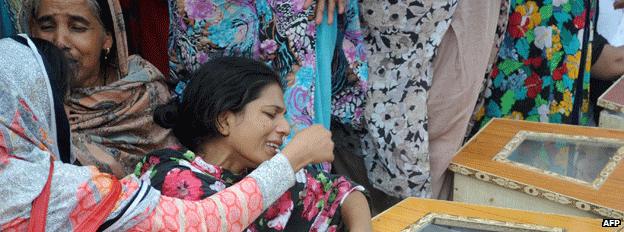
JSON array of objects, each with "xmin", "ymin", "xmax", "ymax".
[{"xmin": 474, "ymin": 0, "xmax": 598, "ymax": 129}]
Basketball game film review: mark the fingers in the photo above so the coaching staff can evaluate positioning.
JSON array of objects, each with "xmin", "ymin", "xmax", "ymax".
[
  {"xmin": 314, "ymin": 0, "xmax": 347, "ymax": 25},
  {"xmin": 327, "ymin": 0, "xmax": 336, "ymax": 24},
  {"xmin": 315, "ymin": 0, "xmax": 326, "ymax": 25},
  {"xmin": 338, "ymin": 0, "xmax": 346, "ymax": 14},
  {"xmin": 304, "ymin": 0, "xmax": 314, "ymax": 10}
]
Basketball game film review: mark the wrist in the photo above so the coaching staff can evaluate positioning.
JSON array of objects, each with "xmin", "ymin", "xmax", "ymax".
[
  {"xmin": 280, "ymin": 148, "xmax": 309, "ymax": 171},
  {"xmin": 248, "ymin": 153, "xmax": 297, "ymax": 210}
]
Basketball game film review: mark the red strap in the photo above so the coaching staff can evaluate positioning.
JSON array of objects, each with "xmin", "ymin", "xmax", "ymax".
[
  {"xmin": 27, "ymin": 157, "xmax": 122, "ymax": 232},
  {"xmin": 73, "ymin": 176, "xmax": 122, "ymax": 232},
  {"xmin": 28, "ymin": 157, "xmax": 54, "ymax": 232}
]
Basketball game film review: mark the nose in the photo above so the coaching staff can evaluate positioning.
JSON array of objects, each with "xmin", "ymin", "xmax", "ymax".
[
  {"xmin": 50, "ymin": 29, "xmax": 71, "ymax": 52},
  {"xmin": 275, "ymin": 117, "xmax": 291, "ymax": 137}
]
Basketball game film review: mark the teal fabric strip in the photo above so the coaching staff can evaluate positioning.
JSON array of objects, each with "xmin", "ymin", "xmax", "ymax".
[
  {"xmin": 1, "ymin": 0, "xmax": 15, "ymax": 38},
  {"xmin": 314, "ymin": 8, "xmax": 337, "ymax": 129}
]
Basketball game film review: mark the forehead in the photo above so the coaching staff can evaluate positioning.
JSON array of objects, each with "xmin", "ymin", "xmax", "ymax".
[
  {"xmin": 36, "ymin": 0, "xmax": 99, "ymax": 20},
  {"xmin": 253, "ymin": 84, "xmax": 285, "ymax": 107}
]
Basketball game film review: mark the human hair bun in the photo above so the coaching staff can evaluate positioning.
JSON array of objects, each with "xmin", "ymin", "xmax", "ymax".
[{"xmin": 153, "ymin": 101, "xmax": 180, "ymax": 129}]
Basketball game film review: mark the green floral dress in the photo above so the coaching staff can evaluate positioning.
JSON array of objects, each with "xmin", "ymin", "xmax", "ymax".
[{"xmin": 475, "ymin": 0, "xmax": 597, "ymax": 128}]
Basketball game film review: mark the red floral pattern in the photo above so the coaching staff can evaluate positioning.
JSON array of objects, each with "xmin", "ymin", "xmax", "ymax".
[
  {"xmin": 475, "ymin": 0, "xmax": 596, "ymax": 129},
  {"xmin": 525, "ymin": 72, "xmax": 544, "ymax": 98},
  {"xmin": 136, "ymin": 148, "xmax": 364, "ymax": 231},
  {"xmin": 162, "ymin": 168, "xmax": 205, "ymax": 200},
  {"xmin": 301, "ymin": 175, "xmax": 324, "ymax": 221}
]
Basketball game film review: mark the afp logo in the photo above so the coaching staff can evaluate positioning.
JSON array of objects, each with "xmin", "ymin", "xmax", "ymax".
[{"xmin": 602, "ymin": 219, "xmax": 621, "ymax": 227}]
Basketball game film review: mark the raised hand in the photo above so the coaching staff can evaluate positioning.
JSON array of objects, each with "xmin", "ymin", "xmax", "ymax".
[
  {"xmin": 280, "ymin": 125, "xmax": 335, "ymax": 171},
  {"xmin": 304, "ymin": 0, "xmax": 348, "ymax": 25}
]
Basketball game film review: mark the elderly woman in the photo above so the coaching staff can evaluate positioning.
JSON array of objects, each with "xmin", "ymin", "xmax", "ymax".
[
  {"xmin": 138, "ymin": 57, "xmax": 372, "ymax": 231},
  {"xmin": 0, "ymin": 35, "xmax": 334, "ymax": 231},
  {"xmin": 26, "ymin": 0, "xmax": 177, "ymax": 177}
]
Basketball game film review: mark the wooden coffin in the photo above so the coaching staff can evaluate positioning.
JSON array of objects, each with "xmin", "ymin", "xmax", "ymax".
[
  {"xmin": 450, "ymin": 118, "xmax": 624, "ymax": 219},
  {"xmin": 598, "ymin": 76, "xmax": 624, "ymax": 130},
  {"xmin": 372, "ymin": 198, "xmax": 612, "ymax": 232}
]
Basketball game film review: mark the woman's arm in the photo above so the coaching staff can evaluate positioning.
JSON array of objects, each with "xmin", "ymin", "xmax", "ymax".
[
  {"xmin": 591, "ymin": 44, "xmax": 624, "ymax": 80},
  {"xmin": 341, "ymin": 191, "xmax": 372, "ymax": 231},
  {"xmin": 0, "ymin": 126, "xmax": 333, "ymax": 231},
  {"xmin": 108, "ymin": 153, "xmax": 300, "ymax": 231}
]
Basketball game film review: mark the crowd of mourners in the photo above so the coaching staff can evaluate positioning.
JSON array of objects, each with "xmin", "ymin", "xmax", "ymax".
[{"xmin": 1, "ymin": 0, "xmax": 623, "ymax": 231}]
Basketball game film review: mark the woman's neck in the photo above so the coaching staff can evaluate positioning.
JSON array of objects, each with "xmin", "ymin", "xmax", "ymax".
[
  {"xmin": 75, "ymin": 66, "xmax": 118, "ymax": 88},
  {"xmin": 196, "ymin": 141, "xmax": 247, "ymax": 174}
]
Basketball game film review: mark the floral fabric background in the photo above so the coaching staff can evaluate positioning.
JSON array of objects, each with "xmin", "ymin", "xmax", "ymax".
[
  {"xmin": 136, "ymin": 149, "xmax": 364, "ymax": 231},
  {"xmin": 359, "ymin": 0, "xmax": 458, "ymax": 198},
  {"xmin": 168, "ymin": 0, "xmax": 368, "ymax": 141},
  {"xmin": 474, "ymin": 0, "xmax": 597, "ymax": 129}
]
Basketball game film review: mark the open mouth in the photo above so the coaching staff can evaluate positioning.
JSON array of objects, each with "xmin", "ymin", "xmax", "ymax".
[{"xmin": 266, "ymin": 142, "xmax": 281, "ymax": 153}]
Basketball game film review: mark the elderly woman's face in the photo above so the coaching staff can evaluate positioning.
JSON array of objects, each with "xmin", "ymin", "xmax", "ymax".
[{"xmin": 30, "ymin": 0, "xmax": 112, "ymax": 88}]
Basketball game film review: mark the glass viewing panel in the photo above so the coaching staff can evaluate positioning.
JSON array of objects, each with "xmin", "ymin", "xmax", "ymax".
[
  {"xmin": 504, "ymin": 133, "xmax": 623, "ymax": 184},
  {"xmin": 404, "ymin": 214, "xmax": 563, "ymax": 232}
]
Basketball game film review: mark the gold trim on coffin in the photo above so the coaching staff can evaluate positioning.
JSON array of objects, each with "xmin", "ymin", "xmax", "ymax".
[
  {"xmin": 492, "ymin": 131, "xmax": 624, "ymax": 189},
  {"xmin": 449, "ymin": 164, "xmax": 624, "ymax": 219},
  {"xmin": 402, "ymin": 212, "xmax": 564, "ymax": 232}
]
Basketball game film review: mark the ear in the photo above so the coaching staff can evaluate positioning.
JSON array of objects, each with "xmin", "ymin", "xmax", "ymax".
[
  {"xmin": 216, "ymin": 111, "xmax": 235, "ymax": 137},
  {"xmin": 102, "ymin": 31, "xmax": 113, "ymax": 53}
]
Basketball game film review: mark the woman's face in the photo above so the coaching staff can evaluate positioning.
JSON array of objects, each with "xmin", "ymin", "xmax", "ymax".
[
  {"xmin": 222, "ymin": 84, "xmax": 291, "ymax": 169},
  {"xmin": 30, "ymin": 0, "xmax": 112, "ymax": 88}
]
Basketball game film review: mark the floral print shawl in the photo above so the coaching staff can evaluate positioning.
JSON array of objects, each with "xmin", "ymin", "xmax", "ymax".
[
  {"xmin": 168, "ymin": 0, "xmax": 368, "ymax": 136},
  {"xmin": 359, "ymin": 0, "xmax": 459, "ymax": 198},
  {"xmin": 473, "ymin": 0, "xmax": 597, "ymax": 129},
  {"xmin": 136, "ymin": 148, "xmax": 365, "ymax": 231}
]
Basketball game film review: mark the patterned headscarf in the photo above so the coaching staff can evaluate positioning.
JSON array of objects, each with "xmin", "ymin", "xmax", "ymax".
[
  {"xmin": 61, "ymin": 0, "xmax": 178, "ymax": 177},
  {"xmin": 0, "ymin": 35, "xmax": 59, "ymax": 162},
  {"xmin": 0, "ymin": 35, "xmax": 63, "ymax": 223},
  {"xmin": 0, "ymin": 36, "xmax": 155, "ymax": 231}
]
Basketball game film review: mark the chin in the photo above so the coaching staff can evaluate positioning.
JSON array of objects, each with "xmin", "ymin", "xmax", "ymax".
[{"xmin": 260, "ymin": 153, "xmax": 276, "ymax": 163}]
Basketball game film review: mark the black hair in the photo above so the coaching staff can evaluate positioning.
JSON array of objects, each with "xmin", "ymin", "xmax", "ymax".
[
  {"xmin": 11, "ymin": 35, "xmax": 74, "ymax": 163},
  {"xmin": 154, "ymin": 57, "xmax": 281, "ymax": 152},
  {"xmin": 94, "ymin": 0, "xmax": 117, "ymax": 71},
  {"xmin": 34, "ymin": 37, "xmax": 73, "ymax": 102}
]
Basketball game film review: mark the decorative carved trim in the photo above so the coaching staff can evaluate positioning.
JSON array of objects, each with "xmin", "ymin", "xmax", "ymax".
[
  {"xmin": 598, "ymin": 98, "xmax": 624, "ymax": 113},
  {"xmin": 597, "ymin": 76, "xmax": 624, "ymax": 112},
  {"xmin": 402, "ymin": 212, "xmax": 564, "ymax": 232},
  {"xmin": 598, "ymin": 111, "xmax": 624, "ymax": 130},
  {"xmin": 449, "ymin": 163, "xmax": 624, "ymax": 219},
  {"xmin": 492, "ymin": 131, "xmax": 624, "ymax": 189}
]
